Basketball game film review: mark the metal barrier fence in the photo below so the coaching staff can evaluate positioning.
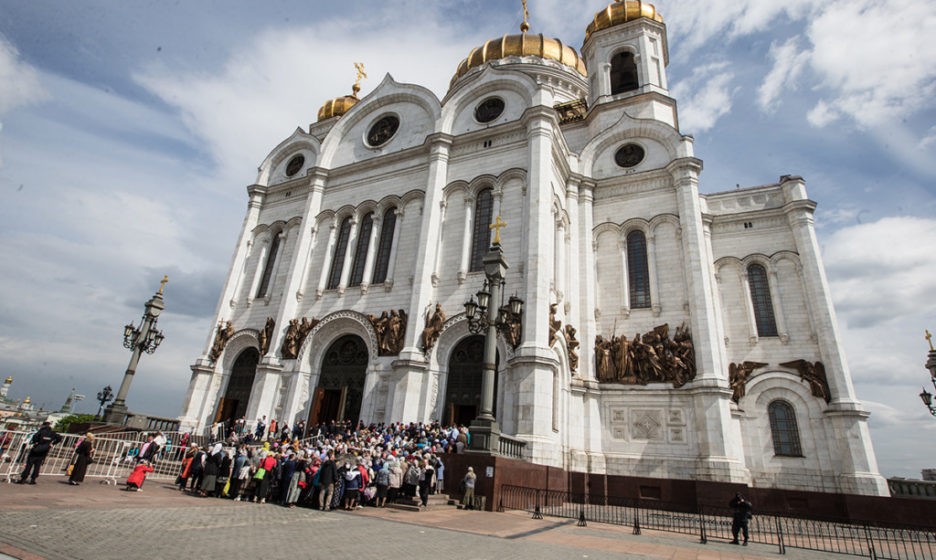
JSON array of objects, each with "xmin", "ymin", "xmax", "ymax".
[{"xmin": 499, "ymin": 485, "xmax": 936, "ymax": 560}]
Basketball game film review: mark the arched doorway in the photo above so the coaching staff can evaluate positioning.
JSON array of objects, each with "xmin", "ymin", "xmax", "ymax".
[
  {"xmin": 215, "ymin": 347, "xmax": 259, "ymax": 424},
  {"xmin": 444, "ymin": 335, "xmax": 498, "ymax": 426},
  {"xmin": 308, "ymin": 334, "xmax": 368, "ymax": 426}
]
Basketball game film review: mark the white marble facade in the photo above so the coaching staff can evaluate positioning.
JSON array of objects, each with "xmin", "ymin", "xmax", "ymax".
[{"xmin": 179, "ymin": 1, "xmax": 888, "ymax": 496}]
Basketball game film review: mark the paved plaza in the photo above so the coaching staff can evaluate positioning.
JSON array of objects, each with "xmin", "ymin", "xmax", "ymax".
[{"xmin": 0, "ymin": 480, "xmax": 832, "ymax": 560}]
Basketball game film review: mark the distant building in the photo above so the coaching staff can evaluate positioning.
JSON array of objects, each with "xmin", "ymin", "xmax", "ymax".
[{"xmin": 180, "ymin": 0, "xmax": 887, "ymax": 496}]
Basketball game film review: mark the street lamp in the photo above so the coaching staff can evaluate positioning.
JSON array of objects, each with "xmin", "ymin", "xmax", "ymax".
[
  {"xmin": 104, "ymin": 276, "xmax": 168, "ymax": 424},
  {"xmin": 461, "ymin": 216, "xmax": 523, "ymax": 453},
  {"xmin": 920, "ymin": 329, "xmax": 936, "ymax": 417},
  {"xmin": 96, "ymin": 385, "xmax": 114, "ymax": 420}
]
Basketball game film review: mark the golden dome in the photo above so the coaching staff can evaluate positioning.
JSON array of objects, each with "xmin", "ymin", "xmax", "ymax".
[
  {"xmin": 23, "ymin": 396, "xmax": 30, "ymax": 404},
  {"xmin": 451, "ymin": 33, "xmax": 587, "ymax": 87},
  {"xmin": 317, "ymin": 94, "xmax": 359, "ymax": 122},
  {"xmin": 4, "ymin": 376, "xmax": 11, "ymax": 383},
  {"xmin": 585, "ymin": 0, "xmax": 664, "ymax": 43}
]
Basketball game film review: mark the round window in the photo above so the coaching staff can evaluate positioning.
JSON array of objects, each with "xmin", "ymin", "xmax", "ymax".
[
  {"xmin": 285, "ymin": 154, "xmax": 305, "ymax": 177},
  {"xmin": 615, "ymin": 144, "xmax": 645, "ymax": 168},
  {"xmin": 367, "ymin": 115, "xmax": 400, "ymax": 147},
  {"xmin": 475, "ymin": 97, "xmax": 505, "ymax": 123}
]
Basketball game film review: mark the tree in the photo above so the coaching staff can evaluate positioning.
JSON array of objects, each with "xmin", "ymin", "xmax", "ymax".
[{"xmin": 54, "ymin": 414, "xmax": 98, "ymax": 433}]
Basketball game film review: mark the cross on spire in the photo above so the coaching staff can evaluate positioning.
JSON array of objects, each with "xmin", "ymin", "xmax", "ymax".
[
  {"xmin": 927, "ymin": 329, "xmax": 934, "ymax": 352},
  {"xmin": 158, "ymin": 275, "xmax": 169, "ymax": 296},
  {"xmin": 520, "ymin": 0, "xmax": 530, "ymax": 33},
  {"xmin": 490, "ymin": 215, "xmax": 507, "ymax": 245}
]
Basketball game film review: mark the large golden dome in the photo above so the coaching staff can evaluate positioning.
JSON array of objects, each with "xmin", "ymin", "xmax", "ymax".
[
  {"xmin": 317, "ymin": 94, "xmax": 359, "ymax": 122},
  {"xmin": 585, "ymin": 0, "xmax": 664, "ymax": 43},
  {"xmin": 451, "ymin": 33, "xmax": 587, "ymax": 87}
]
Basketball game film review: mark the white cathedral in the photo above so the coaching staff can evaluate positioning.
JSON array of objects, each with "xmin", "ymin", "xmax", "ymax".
[{"xmin": 179, "ymin": 0, "xmax": 888, "ymax": 496}]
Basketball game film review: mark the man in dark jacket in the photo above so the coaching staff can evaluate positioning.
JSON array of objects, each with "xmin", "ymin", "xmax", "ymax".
[
  {"xmin": 317, "ymin": 450, "xmax": 339, "ymax": 511},
  {"xmin": 729, "ymin": 492, "xmax": 753, "ymax": 545},
  {"xmin": 18, "ymin": 422, "xmax": 62, "ymax": 484}
]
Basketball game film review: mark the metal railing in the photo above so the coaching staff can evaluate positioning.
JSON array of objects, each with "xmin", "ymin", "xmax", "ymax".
[{"xmin": 499, "ymin": 485, "xmax": 936, "ymax": 560}]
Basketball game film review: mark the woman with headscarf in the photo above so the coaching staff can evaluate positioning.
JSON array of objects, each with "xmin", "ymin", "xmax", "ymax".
[
  {"xmin": 342, "ymin": 461, "xmax": 361, "ymax": 510},
  {"xmin": 284, "ymin": 451, "xmax": 307, "ymax": 508},
  {"xmin": 254, "ymin": 449, "xmax": 278, "ymax": 504},
  {"xmin": 67, "ymin": 433, "xmax": 95, "ymax": 485},
  {"xmin": 230, "ymin": 446, "xmax": 249, "ymax": 501},
  {"xmin": 375, "ymin": 461, "xmax": 391, "ymax": 507},
  {"xmin": 388, "ymin": 459, "xmax": 403, "ymax": 503},
  {"xmin": 177, "ymin": 444, "xmax": 198, "ymax": 492},
  {"xmin": 199, "ymin": 443, "xmax": 224, "ymax": 497}
]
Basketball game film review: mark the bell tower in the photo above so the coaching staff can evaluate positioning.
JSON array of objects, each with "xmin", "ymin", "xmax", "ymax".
[{"xmin": 582, "ymin": 0, "xmax": 672, "ymax": 123}]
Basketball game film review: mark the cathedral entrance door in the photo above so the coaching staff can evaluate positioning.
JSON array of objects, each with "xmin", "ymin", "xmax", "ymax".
[
  {"xmin": 216, "ymin": 347, "xmax": 259, "ymax": 425},
  {"xmin": 444, "ymin": 335, "xmax": 498, "ymax": 426},
  {"xmin": 309, "ymin": 335, "xmax": 367, "ymax": 426}
]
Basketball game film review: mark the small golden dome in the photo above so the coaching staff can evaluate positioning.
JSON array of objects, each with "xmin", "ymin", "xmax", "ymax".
[
  {"xmin": 4, "ymin": 376, "xmax": 12, "ymax": 383},
  {"xmin": 23, "ymin": 396, "xmax": 30, "ymax": 404},
  {"xmin": 451, "ymin": 33, "xmax": 587, "ymax": 87},
  {"xmin": 317, "ymin": 94, "xmax": 360, "ymax": 122},
  {"xmin": 585, "ymin": 0, "xmax": 664, "ymax": 43}
]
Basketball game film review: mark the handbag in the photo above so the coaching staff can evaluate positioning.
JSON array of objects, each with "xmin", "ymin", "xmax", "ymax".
[
  {"xmin": 66, "ymin": 464, "xmax": 74, "ymax": 477},
  {"xmin": 253, "ymin": 467, "xmax": 266, "ymax": 480}
]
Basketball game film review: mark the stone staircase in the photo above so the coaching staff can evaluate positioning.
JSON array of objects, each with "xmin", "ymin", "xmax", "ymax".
[{"xmin": 387, "ymin": 493, "xmax": 458, "ymax": 512}]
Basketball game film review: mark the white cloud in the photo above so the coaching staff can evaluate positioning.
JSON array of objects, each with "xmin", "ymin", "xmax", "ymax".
[
  {"xmin": 0, "ymin": 36, "xmax": 47, "ymax": 114},
  {"xmin": 659, "ymin": 0, "xmax": 817, "ymax": 49},
  {"xmin": 805, "ymin": 0, "xmax": 936, "ymax": 129},
  {"xmin": 757, "ymin": 37, "xmax": 809, "ymax": 111},
  {"xmin": 671, "ymin": 62, "xmax": 735, "ymax": 132},
  {"xmin": 136, "ymin": 7, "xmax": 483, "ymax": 187}
]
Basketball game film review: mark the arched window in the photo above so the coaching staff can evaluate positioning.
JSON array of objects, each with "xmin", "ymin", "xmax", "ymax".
[
  {"xmin": 469, "ymin": 189, "xmax": 494, "ymax": 272},
  {"xmin": 748, "ymin": 264, "xmax": 778, "ymax": 337},
  {"xmin": 610, "ymin": 51, "xmax": 639, "ymax": 95},
  {"xmin": 256, "ymin": 232, "xmax": 281, "ymax": 298},
  {"xmin": 768, "ymin": 400, "xmax": 803, "ymax": 456},
  {"xmin": 372, "ymin": 208, "xmax": 397, "ymax": 284},
  {"xmin": 327, "ymin": 217, "xmax": 352, "ymax": 290},
  {"xmin": 349, "ymin": 212, "xmax": 374, "ymax": 287},
  {"xmin": 627, "ymin": 230, "xmax": 651, "ymax": 308}
]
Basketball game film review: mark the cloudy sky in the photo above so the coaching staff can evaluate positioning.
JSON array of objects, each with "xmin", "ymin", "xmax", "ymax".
[{"xmin": 1, "ymin": 0, "xmax": 935, "ymax": 478}]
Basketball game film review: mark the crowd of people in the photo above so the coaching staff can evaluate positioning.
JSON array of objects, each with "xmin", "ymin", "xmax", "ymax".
[{"xmin": 176, "ymin": 420, "xmax": 478, "ymax": 511}]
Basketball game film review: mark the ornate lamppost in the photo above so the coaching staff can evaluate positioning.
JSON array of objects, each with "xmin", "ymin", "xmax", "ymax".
[
  {"xmin": 919, "ymin": 330, "xmax": 936, "ymax": 416},
  {"xmin": 96, "ymin": 385, "xmax": 114, "ymax": 420},
  {"xmin": 104, "ymin": 276, "xmax": 167, "ymax": 424},
  {"xmin": 462, "ymin": 217, "xmax": 523, "ymax": 453}
]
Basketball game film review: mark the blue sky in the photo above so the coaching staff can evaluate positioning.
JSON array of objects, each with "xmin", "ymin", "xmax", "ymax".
[{"xmin": 1, "ymin": 0, "xmax": 934, "ymax": 478}]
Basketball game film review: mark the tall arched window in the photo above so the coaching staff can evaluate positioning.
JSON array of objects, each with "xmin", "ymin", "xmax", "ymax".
[
  {"xmin": 349, "ymin": 212, "xmax": 374, "ymax": 287},
  {"xmin": 372, "ymin": 208, "xmax": 397, "ymax": 284},
  {"xmin": 610, "ymin": 51, "xmax": 639, "ymax": 95},
  {"xmin": 327, "ymin": 217, "xmax": 352, "ymax": 290},
  {"xmin": 748, "ymin": 264, "xmax": 778, "ymax": 337},
  {"xmin": 627, "ymin": 230, "xmax": 651, "ymax": 308},
  {"xmin": 256, "ymin": 232, "xmax": 281, "ymax": 298},
  {"xmin": 469, "ymin": 189, "xmax": 494, "ymax": 272},
  {"xmin": 768, "ymin": 400, "xmax": 803, "ymax": 456}
]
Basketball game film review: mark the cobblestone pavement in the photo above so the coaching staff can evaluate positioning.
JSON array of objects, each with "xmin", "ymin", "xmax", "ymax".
[{"xmin": 0, "ymin": 480, "xmax": 833, "ymax": 560}]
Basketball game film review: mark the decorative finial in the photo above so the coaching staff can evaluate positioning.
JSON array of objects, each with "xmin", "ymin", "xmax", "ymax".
[
  {"xmin": 520, "ymin": 0, "xmax": 530, "ymax": 33},
  {"xmin": 353, "ymin": 62, "xmax": 367, "ymax": 97},
  {"xmin": 158, "ymin": 275, "xmax": 169, "ymax": 296},
  {"xmin": 927, "ymin": 329, "xmax": 934, "ymax": 352},
  {"xmin": 490, "ymin": 215, "xmax": 508, "ymax": 245}
]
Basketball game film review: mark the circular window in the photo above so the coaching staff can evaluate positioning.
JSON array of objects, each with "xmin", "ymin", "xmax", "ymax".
[
  {"xmin": 285, "ymin": 154, "xmax": 305, "ymax": 177},
  {"xmin": 615, "ymin": 144, "xmax": 645, "ymax": 168},
  {"xmin": 475, "ymin": 97, "xmax": 505, "ymax": 123},
  {"xmin": 367, "ymin": 115, "xmax": 400, "ymax": 147}
]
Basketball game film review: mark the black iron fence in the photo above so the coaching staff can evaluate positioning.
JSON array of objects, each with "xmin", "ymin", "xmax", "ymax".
[{"xmin": 499, "ymin": 485, "xmax": 936, "ymax": 560}]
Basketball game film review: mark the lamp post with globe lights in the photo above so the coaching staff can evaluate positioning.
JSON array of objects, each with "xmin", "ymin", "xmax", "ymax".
[
  {"xmin": 920, "ymin": 330, "xmax": 936, "ymax": 416},
  {"xmin": 462, "ymin": 216, "xmax": 523, "ymax": 453},
  {"xmin": 96, "ymin": 385, "xmax": 113, "ymax": 420},
  {"xmin": 104, "ymin": 277, "xmax": 167, "ymax": 424}
]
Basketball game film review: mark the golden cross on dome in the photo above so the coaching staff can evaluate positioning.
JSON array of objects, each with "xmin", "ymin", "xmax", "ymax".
[
  {"xmin": 158, "ymin": 275, "xmax": 169, "ymax": 296},
  {"xmin": 520, "ymin": 0, "xmax": 530, "ymax": 33},
  {"xmin": 927, "ymin": 329, "xmax": 934, "ymax": 351},
  {"xmin": 490, "ymin": 215, "xmax": 507, "ymax": 245},
  {"xmin": 353, "ymin": 62, "xmax": 367, "ymax": 96}
]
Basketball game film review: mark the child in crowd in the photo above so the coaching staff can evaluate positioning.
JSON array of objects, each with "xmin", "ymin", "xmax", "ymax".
[{"xmin": 126, "ymin": 460, "xmax": 154, "ymax": 492}]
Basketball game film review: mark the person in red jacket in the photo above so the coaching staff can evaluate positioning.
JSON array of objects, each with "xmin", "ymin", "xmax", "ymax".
[{"xmin": 126, "ymin": 461, "xmax": 154, "ymax": 492}]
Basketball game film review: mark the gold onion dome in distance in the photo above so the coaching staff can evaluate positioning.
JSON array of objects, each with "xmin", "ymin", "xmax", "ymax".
[
  {"xmin": 585, "ymin": 0, "xmax": 664, "ymax": 43},
  {"xmin": 451, "ymin": 32, "xmax": 587, "ymax": 87},
  {"xmin": 317, "ymin": 83, "xmax": 360, "ymax": 122}
]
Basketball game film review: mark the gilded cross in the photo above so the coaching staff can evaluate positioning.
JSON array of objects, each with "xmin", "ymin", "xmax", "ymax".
[
  {"xmin": 927, "ymin": 329, "xmax": 934, "ymax": 351},
  {"xmin": 490, "ymin": 215, "xmax": 507, "ymax": 245},
  {"xmin": 520, "ymin": 0, "xmax": 530, "ymax": 32},
  {"xmin": 158, "ymin": 275, "xmax": 169, "ymax": 295},
  {"xmin": 353, "ymin": 62, "xmax": 367, "ymax": 91}
]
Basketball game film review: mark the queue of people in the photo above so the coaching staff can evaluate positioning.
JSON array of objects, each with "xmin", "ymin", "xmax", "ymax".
[{"xmin": 173, "ymin": 421, "xmax": 473, "ymax": 511}]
